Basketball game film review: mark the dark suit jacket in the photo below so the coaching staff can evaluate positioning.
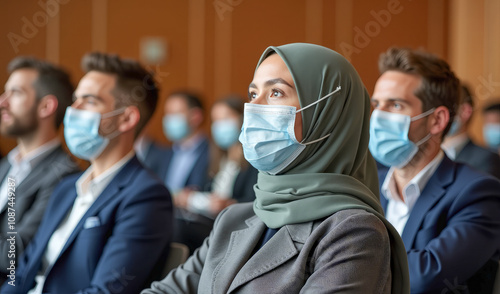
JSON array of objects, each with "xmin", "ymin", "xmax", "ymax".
[
  {"xmin": 141, "ymin": 137, "xmax": 210, "ymax": 191},
  {"xmin": 378, "ymin": 156, "xmax": 500, "ymax": 294},
  {"xmin": 1, "ymin": 156, "xmax": 173, "ymax": 294},
  {"xmin": 0, "ymin": 146, "xmax": 79, "ymax": 279},
  {"xmin": 456, "ymin": 139, "xmax": 500, "ymax": 179}
]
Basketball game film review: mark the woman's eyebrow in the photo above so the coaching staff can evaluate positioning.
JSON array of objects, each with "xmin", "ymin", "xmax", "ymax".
[{"xmin": 248, "ymin": 78, "xmax": 294, "ymax": 90}]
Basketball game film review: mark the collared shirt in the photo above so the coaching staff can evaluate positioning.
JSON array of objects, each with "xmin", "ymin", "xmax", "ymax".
[
  {"xmin": 382, "ymin": 151, "xmax": 444, "ymax": 235},
  {"xmin": 29, "ymin": 151, "xmax": 135, "ymax": 294},
  {"xmin": 0, "ymin": 138, "xmax": 60, "ymax": 210},
  {"xmin": 165, "ymin": 135, "xmax": 205, "ymax": 194},
  {"xmin": 441, "ymin": 133, "xmax": 469, "ymax": 159}
]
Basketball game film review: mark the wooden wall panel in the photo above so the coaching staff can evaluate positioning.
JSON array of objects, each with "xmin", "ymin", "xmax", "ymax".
[{"xmin": 0, "ymin": 0, "xmax": 465, "ymax": 155}]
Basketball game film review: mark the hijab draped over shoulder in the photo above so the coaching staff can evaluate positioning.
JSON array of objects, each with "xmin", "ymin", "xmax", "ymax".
[{"xmin": 252, "ymin": 43, "xmax": 410, "ymax": 293}]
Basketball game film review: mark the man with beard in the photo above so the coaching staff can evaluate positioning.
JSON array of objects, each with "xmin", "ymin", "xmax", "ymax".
[{"xmin": 0, "ymin": 57, "xmax": 79, "ymax": 283}]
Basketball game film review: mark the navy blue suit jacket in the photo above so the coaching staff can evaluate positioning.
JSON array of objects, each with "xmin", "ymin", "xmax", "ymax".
[
  {"xmin": 2, "ymin": 156, "xmax": 173, "ymax": 294},
  {"xmin": 141, "ymin": 137, "xmax": 210, "ymax": 191},
  {"xmin": 378, "ymin": 156, "xmax": 500, "ymax": 293},
  {"xmin": 456, "ymin": 139, "xmax": 500, "ymax": 179}
]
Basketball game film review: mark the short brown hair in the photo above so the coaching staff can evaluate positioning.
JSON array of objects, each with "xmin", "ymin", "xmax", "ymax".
[
  {"xmin": 378, "ymin": 48, "xmax": 460, "ymax": 138},
  {"xmin": 8, "ymin": 56, "xmax": 74, "ymax": 127},
  {"xmin": 81, "ymin": 52, "xmax": 159, "ymax": 136}
]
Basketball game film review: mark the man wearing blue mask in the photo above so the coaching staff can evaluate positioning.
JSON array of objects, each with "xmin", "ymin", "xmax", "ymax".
[
  {"xmin": 1, "ymin": 52, "xmax": 173, "ymax": 294},
  {"xmin": 441, "ymin": 84, "xmax": 500, "ymax": 179},
  {"xmin": 370, "ymin": 47, "xmax": 500, "ymax": 293},
  {"xmin": 483, "ymin": 102, "xmax": 500, "ymax": 155},
  {"xmin": 141, "ymin": 91, "xmax": 210, "ymax": 196}
]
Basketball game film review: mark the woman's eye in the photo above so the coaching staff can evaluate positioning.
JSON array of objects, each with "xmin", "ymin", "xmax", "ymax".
[
  {"xmin": 248, "ymin": 91, "xmax": 257, "ymax": 100},
  {"xmin": 270, "ymin": 89, "xmax": 283, "ymax": 97}
]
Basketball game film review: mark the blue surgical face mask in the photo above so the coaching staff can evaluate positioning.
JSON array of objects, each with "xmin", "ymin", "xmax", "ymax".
[
  {"xmin": 446, "ymin": 116, "xmax": 462, "ymax": 137},
  {"xmin": 369, "ymin": 108, "xmax": 435, "ymax": 168},
  {"xmin": 211, "ymin": 119, "xmax": 241, "ymax": 150},
  {"xmin": 163, "ymin": 114, "xmax": 190, "ymax": 142},
  {"xmin": 64, "ymin": 107, "xmax": 124, "ymax": 160},
  {"xmin": 239, "ymin": 86, "xmax": 341, "ymax": 175},
  {"xmin": 483, "ymin": 123, "xmax": 500, "ymax": 149}
]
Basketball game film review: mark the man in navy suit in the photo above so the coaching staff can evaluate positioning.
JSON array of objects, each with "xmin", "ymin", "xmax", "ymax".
[
  {"xmin": 370, "ymin": 48, "xmax": 500, "ymax": 294},
  {"xmin": 140, "ymin": 91, "xmax": 210, "ymax": 196},
  {"xmin": 1, "ymin": 52, "xmax": 173, "ymax": 293},
  {"xmin": 442, "ymin": 84, "xmax": 500, "ymax": 179}
]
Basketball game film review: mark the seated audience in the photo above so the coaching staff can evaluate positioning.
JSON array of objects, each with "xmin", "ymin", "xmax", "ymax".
[
  {"xmin": 442, "ymin": 84, "xmax": 500, "ymax": 178},
  {"xmin": 142, "ymin": 43, "xmax": 409, "ymax": 293},
  {"xmin": 1, "ymin": 52, "xmax": 173, "ymax": 294},
  {"xmin": 483, "ymin": 102, "xmax": 500, "ymax": 154},
  {"xmin": 174, "ymin": 95, "xmax": 258, "ymax": 252},
  {"xmin": 370, "ymin": 47, "xmax": 500, "ymax": 293},
  {"xmin": 141, "ymin": 91, "xmax": 210, "ymax": 195},
  {"xmin": 0, "ymin": 57, "xmax": 79, "ymax": 283}
]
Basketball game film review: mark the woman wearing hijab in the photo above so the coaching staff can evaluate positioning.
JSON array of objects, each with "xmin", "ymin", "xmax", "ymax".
[{"xmin": 142, "ymin": 43, "xmax": 409, "ymax": 293}]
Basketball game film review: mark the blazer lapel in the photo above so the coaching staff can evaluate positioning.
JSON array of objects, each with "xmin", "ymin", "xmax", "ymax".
[
  {"xmin": 0, "ymin": 159, "xmax": 9, "ymax": 183},
  {"xmin": 401, "ymin": 156, "xmax": 455, "ymax": 249},
  {"xmin": 57, "ymin": 157, "xmax": 141, "ymax": 257},
  {"xmin": 227, "ymin": 222, "xmax": 311, "ymax": 293},
  {"xmin": 212, "ymin": 215, "xmax": 265, "ymax": 293}
]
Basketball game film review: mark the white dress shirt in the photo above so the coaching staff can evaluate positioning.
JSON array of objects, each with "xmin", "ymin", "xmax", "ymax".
[
  {"xmin": 188, "ymin": 158, "xmax": 240, "ymax": 217},
  {"xmin": 29, "ymin": 151, "xmax": 135, "ymax": 294},
  {"xmin": 382, "ymin": 151, "xmax": 444, "ymax": 235},
  {"xmin": 0, "ymin": 138, "xmax": 60, "ymax": 210},
  {"xmin": 441, "ymin": 133, "xmax": 469, "ymax": 160}
]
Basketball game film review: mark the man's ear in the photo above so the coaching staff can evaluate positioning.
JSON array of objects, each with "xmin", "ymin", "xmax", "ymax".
[
  {"xmin": 429, "ymin": 105, "xmax": 450, "ymax": 136},
  {"xmin": 460, "ymin": 103, "xmax": 473, "ymax": 123},
  {"xmin": 189, "ymin": 108, "xmax": 204, "ymax": 129},
  {"xmin": 118, "ymin": 105, "xmax": 140, "ymax": 133},
  {"xmin": 38, "ymin": 95, "xmax": 58, "ymax": 119}
]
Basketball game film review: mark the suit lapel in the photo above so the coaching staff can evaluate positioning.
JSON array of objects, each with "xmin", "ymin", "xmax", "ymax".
[
  {"xmin": 227, "ymin": 222, "xmax": 311, "ymax": 292},
  {"xmin": 0, "ymin": 159, "xmax": 10, "ymax": 183},
  {"xmin": 57, "ymin": 157, "xmax": 140, "ymax": 259},
  {"xmin": 401, "ymin": 157, "xmax": 455, "ymax": 248}
]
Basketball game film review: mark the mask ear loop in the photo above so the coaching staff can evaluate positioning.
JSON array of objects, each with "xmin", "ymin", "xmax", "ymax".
[
  {"xmin": 296, "ymin": 86, "xmax": 341, "ymax": 113},
  {"xmin": 296, "ymin": 86, "xmax": 341, "ymax": 145}
]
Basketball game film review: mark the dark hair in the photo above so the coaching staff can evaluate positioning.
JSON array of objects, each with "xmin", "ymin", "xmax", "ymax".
[
  {"xmin": 168, "ymin": 90, "xmax": 204, "ymax": 111},
  {"xmin": 483, "ymin": 102, "xmax": 500, "ymax": 114},
  {"xmin": 378, "ymin": 48, "xmax": 460, "ymax": 138},
  {"xmin": 460, "ymin": 83, "xmax": 473, "ymax": 107},
  {"xmin": 7, "ymin": 56, "xmax": 74, "ymax": 127},
  {"xmin": 81, "ymin": 52, "xmax": 159, "ymax": 136},
  {"xmin": 213, "ymin": 94, "xmax": 245, "ymax": 116}
]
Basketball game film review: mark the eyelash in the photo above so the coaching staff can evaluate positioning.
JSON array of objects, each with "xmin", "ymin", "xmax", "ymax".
[{"xmin": 247, "ymin": 88, "xmax": 284, "ymax": 101}]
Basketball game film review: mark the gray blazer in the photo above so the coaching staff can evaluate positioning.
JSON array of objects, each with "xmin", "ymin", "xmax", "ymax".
[
  {"xmin": 142, "ymin": 203, "xmax": 391, "ymax": 294},
  {"xmin": 0, "ymin": 146, "xmax": 79, "ymax": 279}
]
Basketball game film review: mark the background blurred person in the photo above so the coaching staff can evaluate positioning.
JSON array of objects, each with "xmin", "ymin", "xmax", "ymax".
[
  {"xmin": 0, "ymin": 57, "xmax": 79, "ymax": 283},
  {"xmin": 141, "ymin": 90, "xmax": 210, "ymax": 196},
  {"xmin": 483, "ymin": 102, "xmax": 500, "ymax": 154},
  {"xmin": 174, "ymin": 95, "xmax": 258, "ymax": 253},
  {"xmin": 442, "ymin": 84, "xmax": 500, "ymax": 178}
]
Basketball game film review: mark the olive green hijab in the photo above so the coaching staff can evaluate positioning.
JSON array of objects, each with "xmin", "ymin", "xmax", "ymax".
[{"xmin": 251, "ymin": 43, "xmax": 409, "ymax": 293}]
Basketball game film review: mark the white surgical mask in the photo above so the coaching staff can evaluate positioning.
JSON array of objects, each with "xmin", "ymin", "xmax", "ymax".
[{"xmin": 239, "ymin": 86, "xmax": 341, "ymax": 174}]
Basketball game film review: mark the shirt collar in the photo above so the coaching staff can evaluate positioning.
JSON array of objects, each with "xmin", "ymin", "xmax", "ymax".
[
  {"xmin": 441, "ymin": 133, "xmax": 469, "ymax": 159},
  {"xmin": 7, "ymin": 138, "xmax": 61, "ymax": 170},
  {"xmin": 382, "ymin": 150, "xmax": 444, "ymax": 211},
  {"xmin": 76, "ymin": 151, "xmax": 135, "ymax": 200}
]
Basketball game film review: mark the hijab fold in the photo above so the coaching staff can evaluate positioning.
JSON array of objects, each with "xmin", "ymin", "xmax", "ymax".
[{"xmin": 251, "ymin": 43, "xmax": 410, "ymax": 293}]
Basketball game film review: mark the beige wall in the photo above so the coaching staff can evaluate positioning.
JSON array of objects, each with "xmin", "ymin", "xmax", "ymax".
[{"xmin": 2, "ymin": 0, "xmax": 491, "ymax": 156}]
